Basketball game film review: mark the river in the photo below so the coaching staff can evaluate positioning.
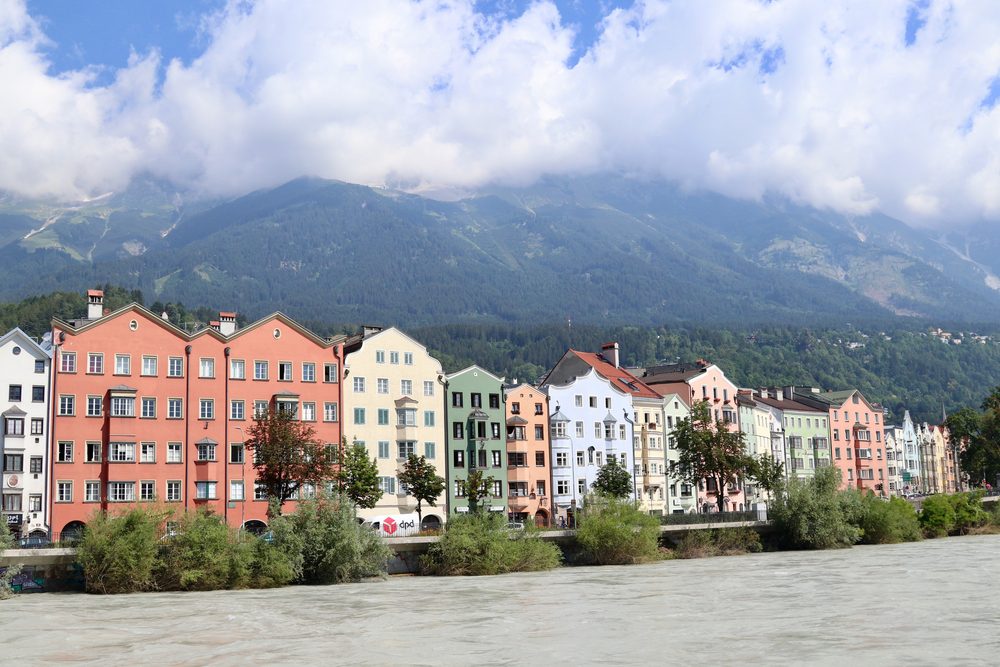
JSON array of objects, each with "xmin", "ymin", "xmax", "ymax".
[{"xmin": 4, "ymin": 535, "xmax": 999, "ymax": 665}]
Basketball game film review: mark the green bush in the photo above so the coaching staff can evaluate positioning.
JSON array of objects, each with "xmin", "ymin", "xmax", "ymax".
[
  {"xmin": 245, "ymin": 514, "xmax": 303, "ymax": 588},
  {"xmin": 919, "ymin": 495, "xmax": 956, "ymax": 537},
  {"xmin": 854, "ymin": 496, "xmax": 922, "ymax": 544},
  {"xmin": 77, "ymin": 507, "xmax": 164, "ymax": 594},
  {"xmin": 948, "ymin": 492, "xmax": 989, "ymax": 534},
  {"xmin": 155, "ymin": 511, "xmax": 253, "ymax": 591},
  {"xmin": 421, "ymin": 513, "xmax": 561, "ymax": 576},
  {"xmin": 575, "ymin": 496, "xmax": 661, "ymax": 565},
  {"xmin": 286, "ymin": 494, "xmax": 390, "ymax": 584},
  {"xmin": 770, "ymin": 467, "xmax": 861, "ymax": 549},
  {"xmin": 674, "ymin": 527, "xmax": 762, "ymax": 559},
  {"xmin": 0, "ymin": 520, "xmax": 21, "ymax": 600}
]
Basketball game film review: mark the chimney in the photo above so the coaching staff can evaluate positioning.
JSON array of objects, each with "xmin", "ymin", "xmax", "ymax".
[
  {"xmin": 783, "ymin": 386, "xmax": 795, "ymax": 401},
  {"xmin": 209, "ymin": 320, "xmax": 221, "ymax": 332},
  {"xmin": 601, "ymin": 342, "xmax": 620, "ymax": 368},
  {"xmin": 362, "ymin": 324, "xmax": 383, "ymax": 338},
  {"xmin": 87, "ymin": 290, "xmax": 104, "ymax": 320},
  {"xmin": 218, "ymin": 312, "xmax": 238, "ymax": 336}
]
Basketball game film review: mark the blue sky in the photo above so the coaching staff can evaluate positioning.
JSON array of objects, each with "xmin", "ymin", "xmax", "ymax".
[{"xmin": 4, "ymin": 1, "xmax": 1000, "ymax": 227}]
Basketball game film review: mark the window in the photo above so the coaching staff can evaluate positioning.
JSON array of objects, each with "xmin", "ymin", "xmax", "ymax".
[
  {"xmin": 200, "ymin": 399, "xmax": 214, "ymax": 420},
  {"xmin": 575, "ymin": 421, "xmax": 584, "ymax": 438},
  {"xmin": 114, "ymin": 354, "xmax": 130, "ymax": 375},
  {"xmin": 230, "ymin": 400, "xmax": 245, "ymax": 420},
  {"xmin": 88, "ymin": 353, "xmax": 104, "ymax": 374},
  {"xmin": 552, "ymin": 421, "xmax": 566, "ymax": 438},
  {"xmin": 59, "ymin": 395, "xmax": 75, "ymax": 416},
  {"xmin": 376, "ymin": 350, "xmax": 386, "ymax": 364},
  {"xmin": 557, "ymin": 480, "xmax": 569, "ymax": 495},
  {"xmin": 197, "ymin": 442, "xmax": 216, "ymax": 461},
  {"xmin": 140, "ymin": 442, "xmax": 156, "ymax": 463},
  {"xmin": 60, "ymin": 351, "xmax": 76, "ymax": 373},
  {"xmin": 377, "ymin": 378, "xmax": 389, "ymax": 394},
  {"xmin": 397, "ymin": 409, "xmax": 416, "ymax": 427},
  {"xmin": 471, "ymin": 393, "xmax": 482, "ymax": 408},
  {"xmin": 84, "ymin": 481, "xmax": 100, "ymax": 502},
  {"xmin": 57, "ymin": 481, "xmax": 73, "ymax": 502},
  {"xmin": 31, "ymin": 385, "xmax": 44, "ymax": 402},
  {"xmin": 424, "ymin": 442, "xmax": 436, "ymax": 459},
  {"xmin": 353, "ymin": 377, "xmax": 366, "ymax": 393},
  {"xmin": 324, "ymin": 363, "xmax": 338, "ymax": 383},
  {"xmin": 377, "ymin": 408, "xmax": 389, "ymax": 426},
  {"xmin": 29, "ymin": 456, "xmax": 42, "ymax": 473},
  {"xmin": 404, "ymin": 352, "xmax": 413, "ymax": 365},
  {"xmin": 595, "ymin": 422, "xmax": 602, "ymax": 438},
  {"xmin": 84, "ymin": 441, "xmax": 101, "ymax": 463},
  {"xmin": 375, "ymin": 441, "xmax": 390, "ymax": 459},
  {"xmin": 166, "ymin": 480, "xmax": 182, "ymax": 501},
  {"xmin": 589, "ymin": 396, "xmax": 597, "ymax": 408},
  {"xmin": 535, "ymin": 451, "xmax": 545, "ymax": 467},
  {"xmin": 401, "ymin": 379, "xmax": 413, "ymax": 396},
  {"xmin": 454, "ymin": 480, "xmax": 466, "ymax": 497},
  {"xmin": 167, "ymin": 442, "xmax": 182, "ymax": 463},
  {"xmin": 423, "ymin": 381, "xmax": 435, "ymax": 396},
  {"xmin": 511, "ymin": 402, "xmax": 520, "ymax": 414},
  {"xmin": 28, "ymin": 494, "xmax": 41, "ymax": 512},
  {"xmin": 576, "ymin": 451, "xmax": 585, "ymax": 466},
  {"xmin": 302, "ymin": 362, "xmax": 316, "ymax": 382},
  {"xmin": 378, "ymin": 476, "xmax": 397, "ymax": 495},
  {"xmin": 254, "ymin": 361, "xmax": 269, "ymax": 380},
  {"xmin": 57, "ymin": 441, "xmax": 73, "ymax": 462},
  {"xmin": 536, "ymin": 480, "xmax": 547, "ymax": 497},
  {"xmin": 255, "ymin": 484, "xmax": 268, "ymax": 501},
  {"xmin": 199, "ymin": 358, "xmax": 215, "ymax": 378},
  {"xmin": 195, "ymin": 481, "xmax": 217, "ymax": 499},
  {"xmin": 451, "ymin": 392, "xmax": 463, "ymax": 408},
  {"xmin": 4, "ymin": 418, "xmax": 23, "ymax": 436},
  {"xmin": 508, "ymin": 425, "xmax": 526, "ymax": 441},
  {"xmin": 389, "ymin": 351, "xmax": 399, "ymax": 364},
  {"xmin": 3, "ymin": 454, "xmax": 22, "ymax": 472},
  {"xmin": 452, "ymin": 422, "xmax": 464, "ymax": 439},
  {"xmin": 168, "ymin": 357, "xmax": 183, "ymax": 377},
  {"xmin": 111, "ymin": 396, "xmax": 135, "ymax": 417},
  {"xmin": 424, "ymin": 411, "xmax": 435, "ymax": 427},
  {"xmin": 141, "ymin": 355, "xmax": 157, "ymax": 376},
  {"xmin": 535, "ymin": 425, "xmax": 544, "ymax": 440},
  {"xmin": 229, "ymin": 359, "xmax": 246, "ymax": 380},
  {"xmin": 141, "ymin": 397, "xmax": 156, "ymax": 418},
  {"xmin": 230, "ymin": 443, "xmax": 244, "ymax": 464},
  {"xmin": 453, "ymin": 450, "xmax": 465, "ymax": 467},
  {"xmin": 110, "ymin": 442, "xmax": 136, "ymax": 462},
  {"xmin": 278, "ymin": 362, "xmax": 292, "ymax": 381},
  {"xmin": 323, "ymin": 402, "xmax": 338, "ymax": 422},
  {"xmin": 398, "ymin": 441, "xmax": 415, "ymax": 458},
  {"xmin": 491, "ymin": 422, "xmax": 501, "ymax": 439},
  {"xmin": 491, "ymin": 480, "xmax": 502, "ymax": 498},
  {"xmin": 508, "ymin": 452, "xmax": 527, "ymax": 467},
  {"xmin": 353, "ymin": 408, "xmax": 366, "ymax": 425},
  {"xmin": 489, "ymin": 393, "xmax": 500, "ymax": 409},
  {"xmin": 168, "ymin": 398, "xmax": 183, "ymax": 419},
  {"xmin": 555, "ymin": 452, "xmax": 568, "ymax": 466},
  {"xmin": 301, "ymin": 402, "xmax": 315, "ymax": 422},
  {"xmin": 109, "ymin": 481, "xmax": 135, "ymax": 502},
  {"xmin": 254, "ymin": 401, "xmax": 268, "ymax": 418},
  {"xmin": 578, "ymin": 479, "xmax": 587, "ymax": 495},
  {"xmin": 140, "ymin": 481, "xmax": 156, "ymax": 501},
  {"xmin": 230, "ymin": 480, "xmax": 245, "ymax": 501},
  {"xmin": 83, "ymin": 395, "xmax": 101, "ymax": 417}
]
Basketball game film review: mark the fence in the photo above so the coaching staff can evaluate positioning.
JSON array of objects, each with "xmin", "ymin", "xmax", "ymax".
[{"xmin": 660, "ymin": 509, "xmax": 765, "ymax": 526}]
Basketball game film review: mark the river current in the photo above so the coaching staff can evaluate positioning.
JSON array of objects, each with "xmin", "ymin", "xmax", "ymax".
[{"xmin": 4, "ymin": 534, "xmax": 999, "ymax": 665}]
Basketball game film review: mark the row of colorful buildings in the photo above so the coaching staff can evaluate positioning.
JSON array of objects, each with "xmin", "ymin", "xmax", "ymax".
[{"xmin": 0, "ymin": 291, "xmax": 964, "ymax": 541}]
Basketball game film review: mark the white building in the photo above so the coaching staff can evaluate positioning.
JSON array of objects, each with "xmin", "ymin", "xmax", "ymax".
[
  {"xmin": 662, "ymin": 393, "xmax": 695, "ymax": 513},
  {"xmin": 897, "ymin": 410, "xmax": 922, "ymax": 495},
  {"xmin": 1, "ymin": 328, "xmax": 52, "ymax": 539},
  {"xmin": 542, "ymin": 366, "xmax": 636, "ymax": 525}
]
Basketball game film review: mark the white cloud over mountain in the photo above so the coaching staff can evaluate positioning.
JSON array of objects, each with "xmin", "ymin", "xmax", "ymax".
[{"xmin": 1, "ymin": 0, "xmax": 999, "ymax": 226}]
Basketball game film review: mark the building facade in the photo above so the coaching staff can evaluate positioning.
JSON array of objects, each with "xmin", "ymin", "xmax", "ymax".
[
  {"xmin": 755, "ymin": 389, "xmax": 831, "ymax": 481},
  {"xmin": 662, "ymin": 393, "xmax": 695, "ymax": 513},
  {"xmin": 49, "ymin": 293, "xmax": 348, "ymax": 540},
  {"xmin": 1, "ymin": 328, "xmax": 52, "ymax": 539},
  {"xmin": 444, "ymin": 366, "xmax": 507, "ymax": 516},
  {"xmin": 342, "ymin": 327, "xmax": 447, "ymax": 529},
  {"xmin": 504, "ymin": 383, "xmax": 553, "ymax": 526}
]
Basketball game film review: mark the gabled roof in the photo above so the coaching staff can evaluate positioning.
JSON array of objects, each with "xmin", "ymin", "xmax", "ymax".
[
  {"xmin": 0, "ymin": 327, "xmax": 52, "ymax": 359},
  {"xmin": 754, "ymin": 395, "xmax": 826, "ymax": 413},
  {"xmin": 641, "ymin": 361, "xmax": 712, "ymax": 384},
  {"xmin": 446, "ymin": 364, "xmax": 505, "ymax": 384},
  {"xmin": 549, "ymin": 350, "xmax": 661, "ymax": 399}
]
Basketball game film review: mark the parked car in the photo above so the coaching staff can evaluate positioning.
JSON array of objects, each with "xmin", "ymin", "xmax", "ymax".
[
  {"xmin": 506, "ymin": 521, "xmax": 525, "ymax": 531},
  {"xmin": 18, "ymin": 535, "xmax": 51, "ymax": 549}
]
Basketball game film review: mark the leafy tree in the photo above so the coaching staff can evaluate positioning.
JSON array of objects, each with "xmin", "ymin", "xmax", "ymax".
[
  {"xmin": 592, "ymin": 458, "xmax": 633, "ymax": 499},
  {"xmin": 336, "ymin": 439, "xmax": 382, "ymax": 509},
  {"xmin": 397, "ymin": 454, "xmax": 446, "ymax": 525},
  {"xmin": 770, "ymin": 467, "xmax": 861, "ymax": 549},
  {"xmin": 245, "ymin": 408, "xmax": 336, "ymax": 515},
  {"xmin": 671, "ymin": 400, "xmax": 753, "ymax": 512},
  {"xmin": 464, "ymin": 468, "xmax": 495, "ymax": 514},
  {"xmin": 748, "ymin": 453, "xmax": 785, "ymax": 501},
  {"xmin": 76, "ymin": 507, "xmax": 166, "ymax": 594},
  {"xmin": 919, "ymin": 494, "xmax": 956, "ymax": 537},
  {"xmin": 576, "ymin": 495, "xmax": 661, "ymax": 565}
]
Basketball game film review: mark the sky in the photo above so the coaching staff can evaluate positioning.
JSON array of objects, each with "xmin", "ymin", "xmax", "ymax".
[{"xmin": 3, "ymin": 0, "xmax": 1000, "ymax": 227}]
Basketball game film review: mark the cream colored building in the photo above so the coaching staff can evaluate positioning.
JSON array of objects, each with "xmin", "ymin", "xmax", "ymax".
[
  {"xmin": 662, "ymin": 393, "xmax": 695, "ymax": 513},
  {"xmin": 343, "ymin": 327, "xmax": 447, "ymax": 529},
  {"xmin": 633, "ymin": 394, "xmax": 668, "ymax": 516}
]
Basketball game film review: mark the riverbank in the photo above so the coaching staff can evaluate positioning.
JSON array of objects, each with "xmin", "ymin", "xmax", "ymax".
[{"xmin": 3, "ymin": 534, "xmax": 998, "ymax": 664}]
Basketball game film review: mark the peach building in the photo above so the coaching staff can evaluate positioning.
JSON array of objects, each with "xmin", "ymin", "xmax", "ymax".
[
  {"xmin": 504, "ymin": 383, "xmax": 553, "ymax": 527},
  {"xmin": 49, "ymin": 291, "xmax": 345, "ymax": 540}
]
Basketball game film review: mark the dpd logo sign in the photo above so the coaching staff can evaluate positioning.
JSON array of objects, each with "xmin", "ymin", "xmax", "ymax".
[{"xmin": 382, "ymin": 516, "xmax": 397, "ymax": 535}]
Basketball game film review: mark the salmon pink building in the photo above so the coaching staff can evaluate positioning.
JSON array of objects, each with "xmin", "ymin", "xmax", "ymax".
[
  {"xmin": 504, "ymin": 383, "xmax": 553, "ymax": 526},
  {"xmin": 49, "ymin": 291, "xmax": 345, "ymax": 540}
]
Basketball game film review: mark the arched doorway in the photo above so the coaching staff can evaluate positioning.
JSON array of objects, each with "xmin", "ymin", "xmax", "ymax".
[
  {"xmin": 242, "ymin": 520, "xmax": 267, "ymax": 535},
  {"xmin": 534, "ymin": 510, "xmax": 548, "ymax": 528},
  {"xmin": 421, "ymin": 515, "xmax": 442, "ymax": 532},
  {"xmin": 60, "ymin": 521, "xmax": 86, "ymax": 544}
]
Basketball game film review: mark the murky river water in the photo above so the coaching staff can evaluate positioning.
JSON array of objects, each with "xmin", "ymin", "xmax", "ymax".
[{"xmin": 4, "ymin": 534, "xmax": 1000, "ymax": 665}]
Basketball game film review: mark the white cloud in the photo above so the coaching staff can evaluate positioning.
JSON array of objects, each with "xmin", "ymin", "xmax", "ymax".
[{"xmin": 1, "ymin": 0, "xmax": 999, "ymax": 227}]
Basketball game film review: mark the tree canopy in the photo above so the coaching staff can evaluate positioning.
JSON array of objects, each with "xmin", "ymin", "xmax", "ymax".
[
  {"xmin": 397, "ymin": 454, "xmax": 446, "ymax": 525},
  {"xmin": 671, "ymin": 400, "xmax": 753, "ymax": 512},
  {"xmin": 592, "ymin": 458, "xmax": 634, "ymax": 500},
  {"xmin": 335, "ymin": 440, "xmax": 382, "ymax": 509}
]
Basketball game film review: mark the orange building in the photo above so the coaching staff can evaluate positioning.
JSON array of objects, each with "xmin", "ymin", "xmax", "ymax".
[
  {"xmin": 504, "ymin": 384, "xmax": 553, "ymax": 527},
  {"xmin": 49, "ymin": 291, "xmax": 344, "ymax": 540}
]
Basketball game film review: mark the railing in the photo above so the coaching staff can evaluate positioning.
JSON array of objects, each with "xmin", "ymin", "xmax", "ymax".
[{"xmin": 660, "ymin": 510, "xmax": 763, "ymax": 525}]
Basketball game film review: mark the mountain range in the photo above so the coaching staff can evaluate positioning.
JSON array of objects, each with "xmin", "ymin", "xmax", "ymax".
[{"xmin": 1, "ymin": 175, "xmax": 999, "ymax": 326}]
